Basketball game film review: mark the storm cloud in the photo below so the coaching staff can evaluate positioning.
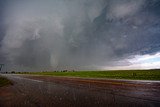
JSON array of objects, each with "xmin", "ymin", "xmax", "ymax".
[{"xmin": 0, "ymin": 0, "xmax": 160, "ymax": 71}]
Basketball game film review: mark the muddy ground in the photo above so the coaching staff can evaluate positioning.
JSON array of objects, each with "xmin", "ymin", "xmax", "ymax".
[{"xmin": 0, "ymin": 74, "xmax": 160, "ymax": 107}]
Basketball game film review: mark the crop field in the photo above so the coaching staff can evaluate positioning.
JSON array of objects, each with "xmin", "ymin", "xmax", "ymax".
[
  {"xmin": 0, "ymin": 76, "xmax": 12, "ymax": 87},
  {"xmin": 18, "ymin": 70, "xmax": 160, "ymax": 80}
]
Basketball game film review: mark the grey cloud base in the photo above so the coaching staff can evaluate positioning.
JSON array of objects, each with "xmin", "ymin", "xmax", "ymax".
[{"xmin": 0, "ymin": 0, "xmax": 160, "ymax": 71}]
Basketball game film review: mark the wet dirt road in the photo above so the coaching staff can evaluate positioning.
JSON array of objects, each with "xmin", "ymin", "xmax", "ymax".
[{"xmin": 0, "ymin": 74, "xmax": 160, "ymax": 107}]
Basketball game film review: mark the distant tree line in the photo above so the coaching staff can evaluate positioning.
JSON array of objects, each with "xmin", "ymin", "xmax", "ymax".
[
  {"xmin": 1, "ymin": 70, "xmax": 76, "ymax": 74},
  {"xmin": 1, "ymin": 71, "xmax": 16, "ymax": 74}
]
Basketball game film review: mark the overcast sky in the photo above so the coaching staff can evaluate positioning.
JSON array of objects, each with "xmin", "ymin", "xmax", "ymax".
[{"xmin": 0, "ymin": 0, "xmax": 160, "ymax": 71}]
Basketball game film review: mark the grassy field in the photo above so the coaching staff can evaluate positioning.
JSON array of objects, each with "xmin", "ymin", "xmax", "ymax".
[
  {"xmin": 18, "ymin": 70, "xmax": 160, "ymax": 80},
  {"xmin": 0, "ymin": 76, "xmax": 12, "ymax": 87}
]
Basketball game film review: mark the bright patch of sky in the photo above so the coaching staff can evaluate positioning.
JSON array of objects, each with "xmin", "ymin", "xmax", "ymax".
[
  {"xmin": 103, "ymin": 53, "xmax": 160, "ymax": 70},
  {"xmin": 130, "ymin": 53, "xmax": 160, "ymax": 64}
]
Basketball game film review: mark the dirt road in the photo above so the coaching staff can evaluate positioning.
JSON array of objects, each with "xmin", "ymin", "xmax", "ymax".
[{"xmin": 0, "ymin": 74, "xmax": 160, "ymax": 107}]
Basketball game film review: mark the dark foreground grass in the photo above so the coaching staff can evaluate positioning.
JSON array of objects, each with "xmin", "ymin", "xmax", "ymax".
[
  {"xmin": 0, "ymin": 76, "xmax": 12, "ymax": 87},
  {"xmin": 19, "ymin": 70, "xmax": 160, "ymax": 80}
]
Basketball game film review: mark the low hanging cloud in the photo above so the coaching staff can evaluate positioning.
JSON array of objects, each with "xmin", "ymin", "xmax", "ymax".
[
  {"xmin": 0, "ymin": 0, "xmax": 160, "ymax": 71},
  {"xmin": 107, "ymin": 0, "xmax": 145, "ymax": 19}
]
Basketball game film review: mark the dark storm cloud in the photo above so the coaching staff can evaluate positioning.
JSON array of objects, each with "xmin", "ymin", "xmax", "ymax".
[{"xmin": 0, "ymin": 0, "xmax": 160, "ymax": 71}]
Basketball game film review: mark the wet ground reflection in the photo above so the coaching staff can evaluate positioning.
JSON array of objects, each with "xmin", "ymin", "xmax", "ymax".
[{"xmin": 0, "ymin": 74, "xmax": 160, "ymax": 107}]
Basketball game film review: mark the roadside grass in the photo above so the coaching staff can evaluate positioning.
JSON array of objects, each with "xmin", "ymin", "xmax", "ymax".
[
  {"xmin": 17, "ymin": 69, "xmax": 160, "ymax": 80},
  {"xmin": 0, "ymin": 76, "xmax": 12, "ymax": 87}
]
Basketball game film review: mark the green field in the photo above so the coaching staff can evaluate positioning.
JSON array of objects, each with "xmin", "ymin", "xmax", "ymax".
[
  {"xmin": 0, "ymin": 76, "xmax": 12, "ymax": 87},
  {"xmin": 18, "ymin": 70, "xmax": 160, "ymax": 80}
]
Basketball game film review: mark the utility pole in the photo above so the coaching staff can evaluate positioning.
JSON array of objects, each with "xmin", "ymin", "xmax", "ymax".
[{"xmin": 0, "ymin": 64, "xmax": 4, "ymax": 71}]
